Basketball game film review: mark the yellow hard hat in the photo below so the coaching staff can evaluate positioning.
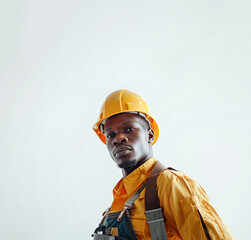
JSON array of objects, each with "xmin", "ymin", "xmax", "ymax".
[{"xmin": 93, "ymin": 89, "xmax": 159, "ymax": 145}]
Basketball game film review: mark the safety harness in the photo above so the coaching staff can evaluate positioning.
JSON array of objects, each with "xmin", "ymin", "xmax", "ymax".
[{"xmin": 92, "ymin": 161, "xmax": 167, "ymax": 239}]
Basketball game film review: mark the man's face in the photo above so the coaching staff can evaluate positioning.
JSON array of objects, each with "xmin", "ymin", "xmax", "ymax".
[{"xmin": 103, "ymin": 113, "xmax": 153, "ymax": 169}]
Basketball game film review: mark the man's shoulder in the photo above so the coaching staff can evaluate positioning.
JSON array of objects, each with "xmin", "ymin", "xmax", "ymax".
[
  {"xmin": 156, "ymin": 166, "xmax": 206, "ymax": 198},
  {"xmin": 158, "ymin": 167, "xmax": 188, "ymax": 179},
  {"xmin": 157, "ymin": 167, "xmax": 198, "ymax": 187}
]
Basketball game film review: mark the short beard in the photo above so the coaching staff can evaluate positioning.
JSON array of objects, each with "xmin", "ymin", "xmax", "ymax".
[{"xmin": 118, "ymin": 159, "xmax": 137, "ymax": 169}]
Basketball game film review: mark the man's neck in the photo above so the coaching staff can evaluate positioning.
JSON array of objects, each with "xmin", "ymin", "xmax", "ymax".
[{"xmin": 122, "ymin": 153, "xmax": 153, "ymax": 177}]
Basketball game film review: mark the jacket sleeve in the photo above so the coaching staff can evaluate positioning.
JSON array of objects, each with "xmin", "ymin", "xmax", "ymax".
[{"xmin": 157, "ymin": 170, "xmax": 235, "ymax": 240}]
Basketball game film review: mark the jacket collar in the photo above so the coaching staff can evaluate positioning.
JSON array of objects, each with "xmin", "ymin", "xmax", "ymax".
[{"xmin": 113, "ymin": 157, "xmax": 157, "ymax": 197}]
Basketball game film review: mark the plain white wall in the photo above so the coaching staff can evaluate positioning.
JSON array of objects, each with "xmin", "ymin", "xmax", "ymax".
[{"xmin": 0, "ymin": 0, "xmax": 250, "ymax": 239}]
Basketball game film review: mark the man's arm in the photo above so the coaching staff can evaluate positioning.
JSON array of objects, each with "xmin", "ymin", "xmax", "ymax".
[{"xmin": 157, "ymin": 170, "xmax": 235, "ymax": 240}]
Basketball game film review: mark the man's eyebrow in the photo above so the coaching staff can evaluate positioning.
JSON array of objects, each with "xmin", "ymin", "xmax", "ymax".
[
  {"xmin": 122, "ymin": 120, "xmax": 133, "ymax": 125},
  {"xmin": 104, "ymin": 121, "xmax": 133, "ymax": 133},
  {"xmin": 103, "ymin": 127, "xmax": 111, "ymax": 133}
]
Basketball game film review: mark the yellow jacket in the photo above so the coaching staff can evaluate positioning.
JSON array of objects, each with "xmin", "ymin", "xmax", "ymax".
[{"xmin": 109, "ymin": 157, "xmax": 235, "ymax": 240}]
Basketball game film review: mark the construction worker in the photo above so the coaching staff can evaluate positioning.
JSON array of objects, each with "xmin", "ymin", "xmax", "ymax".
[{"xmin": 92, "ymin": 89, "xmax": 234, "ymax": 240}]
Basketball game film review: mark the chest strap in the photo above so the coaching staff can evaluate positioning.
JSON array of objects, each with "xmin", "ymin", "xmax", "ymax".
[{"xmin": 145, "ymin": 161, "xmax": 168, "ymax": 240}]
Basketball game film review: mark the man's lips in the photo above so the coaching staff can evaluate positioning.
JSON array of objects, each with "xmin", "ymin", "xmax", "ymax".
[{"xmin": 113, "ymin": 146, "xmax": 132, "ymax": 156}]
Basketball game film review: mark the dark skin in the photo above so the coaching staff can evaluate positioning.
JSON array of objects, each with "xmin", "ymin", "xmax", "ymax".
[{"xmin": 103, "ymin": 113, "xmax": 154, "ymax": 177}]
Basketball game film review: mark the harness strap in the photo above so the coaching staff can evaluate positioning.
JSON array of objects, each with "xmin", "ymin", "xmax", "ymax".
[
  {"xmin": 126, "ymin": 181, "xmax": 147, "ymax": 208},
  {"xmin": 117, "ymin": 182, "xmax": 146, "ymax": 221},
  {"xmin": 145, "ymin": 161, "xmax": 166, "ymax": 210},
  {"xmin": 145, "ymin": 161, "xmax": 167, "ymax": 240}
]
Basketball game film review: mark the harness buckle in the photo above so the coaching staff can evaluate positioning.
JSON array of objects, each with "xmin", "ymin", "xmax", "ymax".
[
  {"xmin": 99, "ymin": 208, "xmax": 110, "ymax": 225},
  {"xmin": 117, "ymin": 205, "xmax": 131, "ymax": 222}
]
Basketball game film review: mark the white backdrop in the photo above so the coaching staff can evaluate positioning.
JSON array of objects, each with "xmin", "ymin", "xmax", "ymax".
[{"xmin": 1, "ymin": 0, "xmax": 250, "ymax": 239}]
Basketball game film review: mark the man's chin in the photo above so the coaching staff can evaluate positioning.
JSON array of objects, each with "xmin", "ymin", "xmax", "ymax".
[{"xmin": 118, "ymin": 159, "xmax": 137, "ymax": 169}]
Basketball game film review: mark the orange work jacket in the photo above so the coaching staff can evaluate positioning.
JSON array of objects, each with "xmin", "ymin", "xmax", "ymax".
[{"xmin": 109, "ymin": 157, "xmax": 235, "ymax": 240}]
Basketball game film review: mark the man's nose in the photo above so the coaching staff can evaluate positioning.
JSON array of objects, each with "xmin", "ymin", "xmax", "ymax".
[{"xmin": 113, "ymin": 132, "xmax": 128, "ymax": 145}]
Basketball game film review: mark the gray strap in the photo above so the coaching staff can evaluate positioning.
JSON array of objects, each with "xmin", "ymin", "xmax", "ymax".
[
  {"xmin": 93, "ymin": 233, "xmax": 115, "ymax": 240},
  {"xmin": 145, "ymin": 208, "xmax": 167, "ymax": 240},
  {"xmin": 125, "ymin": 182, "xmax": 146, "ymax": 208},
  {"xmin": 117, "ymin": 182, "xmax": 146, "ymax": 221}
]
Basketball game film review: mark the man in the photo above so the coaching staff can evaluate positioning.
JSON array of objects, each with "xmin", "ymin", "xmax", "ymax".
[{"xmin": 92, "ymin": 89, "xmax": 234, "ymax": 240}]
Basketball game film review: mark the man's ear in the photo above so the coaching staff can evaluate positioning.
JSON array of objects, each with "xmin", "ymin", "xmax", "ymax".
[{"xmin": 148, "ymin": 128, "xmax": 154, "ymax": 143}]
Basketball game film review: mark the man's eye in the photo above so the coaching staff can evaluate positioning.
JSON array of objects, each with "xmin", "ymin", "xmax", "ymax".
[
  {"xmin": 125, "ymin": 127, "xmax": 135, "ymax": 132},
  {"xmin": 106, "ymin": 132, "xmax": 115, "ymax": 139}
]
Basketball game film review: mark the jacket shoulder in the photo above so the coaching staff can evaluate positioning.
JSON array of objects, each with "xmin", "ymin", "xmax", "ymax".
[
  {"xmin": 158, "ymin": 167, "xmax": 190, "ymax": 181},
  {"xmin": 157, "ymin": 167, "xmax": 209, "ymax": 200}
]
